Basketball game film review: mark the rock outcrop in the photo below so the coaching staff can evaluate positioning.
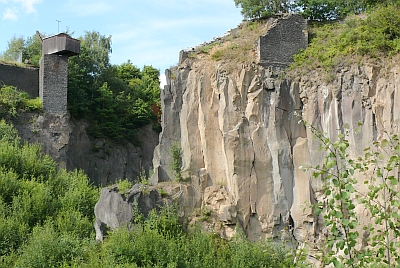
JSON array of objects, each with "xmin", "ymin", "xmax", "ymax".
[
  {"xmin": 12, "ymin": 113, "xmax": 159, "ymax": 185},
  {"xmin": 150, "ymin": 54, "xmax": 400, "ymax": 244},
  {"xmin": 94, "ymin": 184, "xmax": 167, "ymax": 241}
]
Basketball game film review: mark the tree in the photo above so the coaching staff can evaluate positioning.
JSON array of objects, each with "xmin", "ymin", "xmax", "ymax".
[
  {"xmin": 117, "ymin": 60, "xmax": 142, "ymax": 84},
  {"xmin": 67, "ymin": 31, "xmax": 112, "ymax": 118},
  {"xmin": 1, "ymin": 35, "xmax": 24, "ymax": 62},
  {"xmin": 24, "ymin": 34, "xmax": 42, "ymax": 66},
  {"xmin": 234, "ymin": 0, "xmax": 292, "ymax": 19},
  {"xmin": 0, "ymin": 34, "xmax": 42, "ymax": 65},
  {"xmin": 296, "ymin": 0, "xmax": 400, "ymax": 21}
]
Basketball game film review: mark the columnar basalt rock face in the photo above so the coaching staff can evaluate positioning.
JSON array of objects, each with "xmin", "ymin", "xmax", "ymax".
[{"xmin": 151, "ymin": 57, "xmax": 400, "ymax": 243}]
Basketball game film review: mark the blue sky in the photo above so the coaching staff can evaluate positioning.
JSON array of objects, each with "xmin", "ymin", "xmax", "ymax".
[{"xmin": 0, "ymin": 0, "xmax": 243, "ymax": 81}]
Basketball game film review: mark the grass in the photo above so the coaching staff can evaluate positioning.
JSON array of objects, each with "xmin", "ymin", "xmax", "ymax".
[
  {"xmin": 290, "ymin": 3, "xmax": 400, "ymax": 73},
  {"xmin": 187, "ymin": 19, "xmax": 271, "ymax": 71}
]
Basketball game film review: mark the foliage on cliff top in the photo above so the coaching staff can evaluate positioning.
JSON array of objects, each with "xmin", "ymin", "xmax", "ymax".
[
  {"xmin": 0, "ymin": 84, "xmax": 42, "ymax": 118},
  {"xmin": 67, "ymin": 32, "xmax": 161, "ymax": 143},
  {"xmin": 0, "ymin": 34, "xmax": 41, "ymax": 66},
  {"xmin": 234, "ymin": 0, "xmax": 395, "ymax": 21},
  {"xmin": 291, "ymin": 3, "xmax": 400, "ymax": 72}
]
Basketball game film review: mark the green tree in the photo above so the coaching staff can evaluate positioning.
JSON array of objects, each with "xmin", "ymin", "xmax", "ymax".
[
  {"xmin": 67, "ymin": 31, "xmax": 112, "ymax": 118},
  {"xmin": 301, "ymin": 119, "xmax": 400, "ymax": 267},
  {"xmin": 296, "ymin": 0, "xmax": 399, "ymax": 21},
  {"xmin": 23, "ymin": 34, "xmax": 42, "ymax": 65},
  {"xmin": 234, "ymin": 0, "xmax": 291, "ymax": 19},
  {"xmin": 0, "ymin": 33, "xmax": 42, "ymax": 65},
  {"xmin": 1, "ymin": 35, "xmax": 24, "ymax": 62},
  {"xmin": 117, "ymin": 60, "xmax": 142, "ymax": 84}
]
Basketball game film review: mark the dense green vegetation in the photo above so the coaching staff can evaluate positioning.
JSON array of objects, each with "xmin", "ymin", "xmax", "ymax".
[
  {"xmin": 292, "ymin": 2, "xmax": 400, "ymax": 72},
  {"xmin": 84, "ymin": 206, "xmax": 293, "ymax": 268},
  {"xmin": 67, "ymin": 31, "xmax": 161, "ymax": 142},
  {"xmin": 0, "ymin": 34, "xmax": 41, "ymax": 66},
  {"xmin": 0, "ymin": 120, "xmax": 99, "ymax": 267},
  {"xmin": 0, "ymin": 85, "xmax": 42, "ymax": 118},
  {"xmin": 1, "ymin": 31, "xmax": 161, "ymax": 143},
  {"xmin": 234, "ymin": 0, "xmax": 398, "ymax": 21},
  {"xmin": 0, "ymin": 120, "xmax": 293, "ymax": 267}
]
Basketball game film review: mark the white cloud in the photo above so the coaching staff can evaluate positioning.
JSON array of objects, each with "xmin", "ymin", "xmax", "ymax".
[
  {"xmin": 3, "ymin": 7, "xmax": 18, "ymax": 20},
  {"xmin": 13, "ymin": 0, "xmax": 42, "ymax": 13}
]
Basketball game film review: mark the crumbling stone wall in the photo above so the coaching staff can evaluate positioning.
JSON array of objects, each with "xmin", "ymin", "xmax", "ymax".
[
  {"xmin": 257, "ymin": 14, "xmax": 308, "ymax": 68},
  {"xmin": 0, "ymin": 63, "xmax": 39, "ymax": 97},
  {"xmin": 39, "ymin": 54, "xmax": 68, "ymax": 115}
]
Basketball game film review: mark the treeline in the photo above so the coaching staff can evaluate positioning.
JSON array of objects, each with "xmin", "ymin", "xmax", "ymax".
[
  {"xmin": 234, "ymin": 0, "xmax": 400, "ymax": 21},
  {"xmin": 1, "ymin": 31, "xmax": 161, "ymax": 143}
]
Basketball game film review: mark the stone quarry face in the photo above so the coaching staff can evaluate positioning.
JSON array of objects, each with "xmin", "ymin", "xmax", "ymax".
[{"xmin": 151, "ymin": 56, "xmax": 400, "ymax": 243}]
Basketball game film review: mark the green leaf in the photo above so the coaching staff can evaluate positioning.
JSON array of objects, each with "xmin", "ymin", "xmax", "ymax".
[
  {"xmin": 389, "ymin": 176, "xmax": 398, "ymax": 186},
  {"xmin": 335, "ymin": 211, "xmax": 343, "ymax": 218},
  {"xmin": 325, "ymin": 189, "xmax": 332, "ymax": 195},
  {"xmin": 381, "ymin": 139, "xmax": 388, "ymax": 148}
]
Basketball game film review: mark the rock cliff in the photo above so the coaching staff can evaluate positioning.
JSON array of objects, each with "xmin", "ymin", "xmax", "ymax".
[
  {"xmin": 12, "ymin": 113, "xmax": 159, "ymax": 185},
  {"xmin": 150, "ymin": 54, "xmax": 400, "ymax": 244}
]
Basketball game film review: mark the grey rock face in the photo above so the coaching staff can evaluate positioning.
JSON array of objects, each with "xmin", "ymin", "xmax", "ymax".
[
  {"xmin": 151, "ymin": 56, "xmax": 400, "ymax": 244},
  {"xmin": 12, "ymin": 113, "xmax": 158, "ymax": 185},
  {"xmin": 94, "ymin": 184, "xmax": 167, "ymax": 241}
]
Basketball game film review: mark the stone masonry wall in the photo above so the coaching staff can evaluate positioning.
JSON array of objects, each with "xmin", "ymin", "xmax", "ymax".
[
  {"xmin": 39, "ymin": 54, "xmax": 68, "ymax": 115},
  {"xmin": 0, "ymin": 63, "xmax": 39, "ymax": 97},
  {"xmin": 257, "ymin": 14, "xmax": 308, "ymax": 68}
]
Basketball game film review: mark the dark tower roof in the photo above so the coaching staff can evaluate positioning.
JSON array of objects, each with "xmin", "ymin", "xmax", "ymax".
[{"xmin": 42, "ymin": 33, "xmax": 80, "ymax": 57}]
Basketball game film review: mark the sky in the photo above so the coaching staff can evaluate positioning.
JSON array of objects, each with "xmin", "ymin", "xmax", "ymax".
[{"xmin": 0, "ymin": 0, "xmax": 244, "ymax": 85}]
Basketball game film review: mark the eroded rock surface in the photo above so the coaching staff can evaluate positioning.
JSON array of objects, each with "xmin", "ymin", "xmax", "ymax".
[
  {"xmin": 12, "ymin": 113, "xmax": 158, "ymax": 185},
  {"xmin": 151, "ymin": 56, "xmax": 400, "ymax": 245},
  {"xmin": 94, "ymin": 184, "xmax": 166, "ymax": 241}
]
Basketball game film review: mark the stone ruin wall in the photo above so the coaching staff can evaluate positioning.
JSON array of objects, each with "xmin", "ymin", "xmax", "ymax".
[
  {"xmin": 257, "ymin": 14, "xmax": 308, "ymax": 68},
  {"xmin": 39, "ymin": 54, "xmax": 68, "ymax": 115},
  {"xmin": 0, "ymin": 63, "xmax": 39, "ymax": 98}
]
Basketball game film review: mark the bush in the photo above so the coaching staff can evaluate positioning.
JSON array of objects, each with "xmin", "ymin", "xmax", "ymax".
[
  {"xmin": 0, "ymin": 121, "xmax": 99, "ymax": 266},
  {"xmin": 15, "ymin": 222, "xmax": 92, "ymax": 268},
  {"xmin": 292, "ymin": 3, "xmax": 400, "ymax": 72},
  {"xmin": 302, "ymin": 120, "xmax": 400, "ymax": 267},
  {"xmin": 0, "ymin": 85, "xmax": 41, "ymax": 118},
  {"xmin": 169, "ymin": 142, "xmax": 182, "ymax": 181}
]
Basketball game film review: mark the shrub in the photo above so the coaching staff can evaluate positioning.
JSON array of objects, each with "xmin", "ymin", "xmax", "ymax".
[
  {"xmin": 292, "ymin": 3, "xmax": 400, "ymax": 72},
  {"xmin": 169, "ymin": 142, "xmax": 182, "ymax": 181},
  {"xmin": 0, "ymin": 85, "xmax": 42, "ymax": 118},
  {"xmin": 301, "ymin": 119, "xmax": 400, "ymax": 267}
]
